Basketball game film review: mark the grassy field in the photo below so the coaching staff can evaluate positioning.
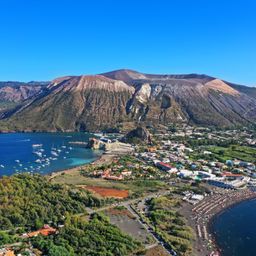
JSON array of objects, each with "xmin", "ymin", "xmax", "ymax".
[
  {"xmin": 206, "ymin": 145, "xmax": 256, "ymax": 163},
  {"xmin": 50, "ymin": 169, "xmax": 168, "ymax": 198}
]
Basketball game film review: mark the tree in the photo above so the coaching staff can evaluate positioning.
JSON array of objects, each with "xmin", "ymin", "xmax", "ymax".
[{"xmin": 48, "ymin": 245, "xmax": 74, "ymax": 256}]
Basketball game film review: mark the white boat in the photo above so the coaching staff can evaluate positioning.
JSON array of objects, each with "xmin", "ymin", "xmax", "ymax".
[
  {"xmin": 0, "ymin": 165, "xmax": 4, "ymax": 168},
  {"xmin": 94, "ymin": 133, "xmax": 103, "ymax": 137},
  {"xmin": 15, "ymin": 160, "xmax": 20, "ymax": 163},
  {"xmin": 51, "ymin": 151, "xmax": 59, "ymax": 157},
  {"xmin": 33, "ymin": 151, "xmax": 43, "ymax": 157},
  {"xmin": 32, "ymin": 144, "xmax": 42, "ymax": 148}
]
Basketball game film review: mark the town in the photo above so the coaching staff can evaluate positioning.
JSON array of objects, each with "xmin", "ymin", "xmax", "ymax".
[{"xmin": 1, "ymin": 125, "xmax": 256, "ymax": 256}]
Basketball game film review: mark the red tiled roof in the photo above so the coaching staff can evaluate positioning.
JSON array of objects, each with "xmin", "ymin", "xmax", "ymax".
[
  {"xmin": 222, "ymin": 172, "xmax": 243, "ymax": 177},
  {"xmin": 158, "ymin": 162, "xmax": 174, "ymax": 168},
  {"xmin": 27, "ymin": 227, "xmax": 57, "ymax": 237}
]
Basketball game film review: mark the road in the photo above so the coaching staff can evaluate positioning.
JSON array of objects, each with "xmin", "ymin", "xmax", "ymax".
[
  {"xmin": 85, "ymin": 190, "xmax": 171, "ymax": 214},
  {"xmin": 86, "ymin": 189, "xmax": 177, "ymax": 255}
]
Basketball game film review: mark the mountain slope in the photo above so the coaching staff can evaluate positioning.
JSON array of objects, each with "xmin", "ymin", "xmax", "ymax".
[
  {"xmin": 0, "ymin": 81, "xmax": 49, "ymax": 116},
  {"xmin": 0, "ymin": 70, "xmax": 256, "ymax": 131},
  {"xmin": 2, "ymin": 75, "xmax": 134, "ymax": 131},
  {"xmin": 103, "ymin": 70, "xmax": 256, "ymax": 127}
]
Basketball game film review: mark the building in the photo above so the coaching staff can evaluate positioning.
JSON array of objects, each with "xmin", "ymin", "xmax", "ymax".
[
  {"xmin": 25, "ymin": 225, "xmax": 57, "ymax": 238},
  {"xmin": 156, "ymin": 162, "xmax": 178, "ymax": 173},
  {"xmin": 0, "ymin": 249, "xmax": 15, "ymax": 256}
]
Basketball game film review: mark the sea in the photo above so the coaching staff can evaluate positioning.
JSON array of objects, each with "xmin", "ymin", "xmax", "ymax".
[
  {"xmin": 211, "ymin": 199, "xmax": 256, "ymax": 256},
  {"xmin": 0, "ymin": 132, "xmax": 102, "ymax": 176}
]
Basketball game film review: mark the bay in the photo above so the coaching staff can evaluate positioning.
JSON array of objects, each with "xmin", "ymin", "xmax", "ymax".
[
  {"xmin": 211, "ymin": 199, "xmax": 256, "ymax": 256},
  {"xmin": 0, "ymin": 132, "xmax": 102, "ymax": 176}
]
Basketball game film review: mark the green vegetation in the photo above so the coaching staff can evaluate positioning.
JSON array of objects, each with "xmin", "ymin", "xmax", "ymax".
[
  {"xmin": 188, "ymin": 144, "xmax": 256, "ymax": 163},
  {"xmin": 0, "ymin": 174, "xmax": 143, "ymax": 255},
  {"xmin": 208, "ymin": 145, "xmax": 256, "ymax": 163},
  {"xmin": 146, "ymin": 195, "xmax": 194, "ymax": 256},
  {"xmin": 0, "ymin": 174, "xmax": 102, "ymax": 230},
  {"xmin": 206, "ymin": 145, "xmax": 256, "ymax": 163},
  {"xmin": 31, "ymin": 213, "xmax": 142, "ymax": 256},
  {"xmin": 123, "ymin": 179, "xmax": 168, "ymax": 197},
  {"xmin": 187, "ymin": 138, "xmax": 236, "ymax": 148},
  {"xmin": 173, "ymin": 183, "xmax": 211, "ymax": 195},
  {"xmin": 0, "ymin": 231, "xmax": 18, "ymax": 246}
]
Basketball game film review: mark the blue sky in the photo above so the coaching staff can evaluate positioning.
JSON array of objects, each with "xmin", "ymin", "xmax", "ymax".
[{"xmin": 0, "ymin": 0, "xmax": 255, "ymax": 85}]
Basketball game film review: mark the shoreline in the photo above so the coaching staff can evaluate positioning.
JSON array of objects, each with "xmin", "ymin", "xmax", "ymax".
[
  {"xmin": 207, "ymin": 195, "xmax": 256, "ymax": 256},
  {"xmin": 182, "ymin": 188, "xmax": 256, "ymax": 256},
  {"xmin": 47, "ymin": 152, "xmax": 116, "ymax": 181}
]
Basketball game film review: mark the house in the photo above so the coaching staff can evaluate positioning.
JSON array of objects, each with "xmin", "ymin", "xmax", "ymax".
[
  {"xmin": 221, "ymin": 172, "xmax": 243, "ymax": 179},
  {"xmin": 121, "ymin": 170, "xmax": 132, "ymax": 176},
  {"xmin": 178, "ymin": 170, "xmax": 197, "ymax": 179},
  {"xmin": 197, "ymin": 171, "xmax": 216, "ymax": 180},
  {"xmin": 26, "ymin": 225, "xmax": 57, "ymax": 238},
  {"xmin": 208, "ymin": 176, "xmax": 249, "ymax": 189},
  {"xmin": 0, "ymin": 249, "xmax": 15, "ymax": 256},
  {"xmin": 156, "ymin": 162, "xmax": 177, "ymax": 173}
]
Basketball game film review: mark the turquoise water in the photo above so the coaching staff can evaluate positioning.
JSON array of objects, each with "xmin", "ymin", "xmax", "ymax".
[
  {"xmin": 0, "ymin": 132, "xmax": 102, "ymax": 176},
  {"xmin": 211, "ymin": 199, "xmax": 256, "ymax": 256}
]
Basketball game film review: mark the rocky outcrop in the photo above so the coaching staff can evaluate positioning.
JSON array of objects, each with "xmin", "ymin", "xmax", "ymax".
[
  {"xmin": 87, "ymin": 138, "xmax": 106, "ymax": 150},
  {"xmin": 124, "ymin": 127, "xmax": 152, "ymax": 144}
]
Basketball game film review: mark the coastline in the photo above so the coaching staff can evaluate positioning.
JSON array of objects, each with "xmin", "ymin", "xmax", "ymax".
[
  {"xmin": 47, "ymin": 139, "xmax": 134, "ymax": 180},
  {"xmin": 181, "ymin": 188, "xmax": 256, "ymax": 256},
  {"xmin": 0, "ymin": 131, "xmax": 108, "ymax": 177},
  {"xmin": 47, "ymin": 152, "xmax": 115, "ymax": 181},
  {"xmin": 207, "ymin": 195, "xmax": 256, "ymax": 256}
]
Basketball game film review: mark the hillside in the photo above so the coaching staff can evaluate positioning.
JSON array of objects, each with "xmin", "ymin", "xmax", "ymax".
[
  {"xmin": 0, "ymin": 81, "xmax": 48, "ymax": 116},
  {"xmin": 0, "ymin": 70, "xmax": 256, "ymax": 131},
  {"xmin": 0, "ymin": 75, "xmax": 134, "ymax": 131},
  {"xmin": 103, "ymin": 70, "xmax": 256, "ymax": 127}
]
